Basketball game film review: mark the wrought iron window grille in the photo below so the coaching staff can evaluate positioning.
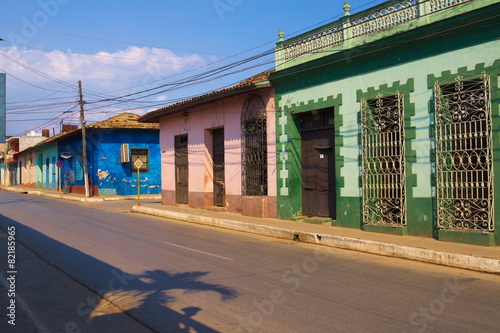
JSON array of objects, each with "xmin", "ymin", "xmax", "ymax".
[
  {"xmin": 241, "ymin": 95, "xmax": 268, "ymax": 196},
  {"xmin": 361, "ymin": 92, "xmax": 406, "ymax": 226},
  {"xmin": 130, "ymin": 148, "xmax": 149, "ymax": 173},
  {"xmin": 434, "ymin": 73, "xmax": 494, "ymax": 231}
]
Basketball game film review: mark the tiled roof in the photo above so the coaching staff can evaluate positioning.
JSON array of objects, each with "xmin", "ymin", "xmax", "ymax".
[
  {"xmin": 139, "ymin": 70, "xmax": 274, "ymax": 123},
  {"xmin": 88, "ymin": 112, "xmax": 159, "ymax": 129},
  {"xmin": 239, "ymin": 70, "xmax": 274, "ymax": 85},
  {"xmin": 31, "ymin": 128, "xmax": 79, "ymax": 148},
  {"xmin": 31, "ymin": 112, "xmax": 158, "ymax": 149}
]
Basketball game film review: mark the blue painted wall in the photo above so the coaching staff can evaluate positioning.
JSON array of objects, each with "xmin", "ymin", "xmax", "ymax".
[{"xmin": 58, "ymin": 128, "xmax": 160, "ymax": 195}]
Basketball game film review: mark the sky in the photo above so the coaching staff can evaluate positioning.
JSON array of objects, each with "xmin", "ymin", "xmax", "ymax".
[{"xmin": 0, "ymin": 0, "xmax": 386, "ymax": 136}]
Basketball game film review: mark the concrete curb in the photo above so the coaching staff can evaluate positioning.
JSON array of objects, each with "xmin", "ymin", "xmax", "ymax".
[
  {"xmin": 132, "ymin": 205, "xmax": 500, "ymax": 274},
  {"xmin": 27, "ymin": 190, "xmax": 103, "ymax": 202},
  {"xmin": 1, "ymin": 186, "xmax": 28, "ymax": 193},
  {"xmin": 1, "ymin": 187, "xmax": 160, "ymax": 203}
]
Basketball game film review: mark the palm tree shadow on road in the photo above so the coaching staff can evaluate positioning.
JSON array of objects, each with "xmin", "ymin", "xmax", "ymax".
[{"xmin": 0, "ymin": 214, "xmax": 239, "ymax": 333}]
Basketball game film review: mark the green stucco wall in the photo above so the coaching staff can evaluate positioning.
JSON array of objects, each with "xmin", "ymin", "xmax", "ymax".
[
  {"xmin": 271, "ymin": 4, "xmax": 499, "ymax": 245},
  {"xmin": 428, "ymin": 62, "xmax": 500, "ymax": 246}
]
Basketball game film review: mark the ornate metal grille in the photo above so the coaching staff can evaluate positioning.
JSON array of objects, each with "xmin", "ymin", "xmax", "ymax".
[
  {"xmin": 434, "ymin": 74, "xmax": 493, "ymax": 231},
  {"xmin": 361, "ymin": 93, "xmax": 406, "ymax": 226},
  {"xmin": 283, "ymin": 24, "xmax": 343, "ymax": 62},
  {"xmin": 430, "ymin": 0, "xmax": 471, "ymax": 13},
  {"xmin": 351, "ymin": 0, "xmax": 418, "ymax": 39},
  {"xmin": 241, "ymin": 95, "xmax": 268, "ymax": 196}
]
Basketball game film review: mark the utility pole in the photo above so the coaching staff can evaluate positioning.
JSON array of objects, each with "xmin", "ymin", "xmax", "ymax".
[{"xmin": 78, "ymin": 81, "xmax": 90, "ymax": 198}]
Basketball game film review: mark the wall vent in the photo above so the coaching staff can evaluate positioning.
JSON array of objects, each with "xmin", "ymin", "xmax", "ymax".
[{"xmin": 120, "ymin": 144, "xmax": 130, "ymax": 163}]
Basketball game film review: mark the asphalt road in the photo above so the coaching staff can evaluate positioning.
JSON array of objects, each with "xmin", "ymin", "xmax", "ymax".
[{"xmin": 0, "ymin": 190, "xmax": 499, "ymax": 333}]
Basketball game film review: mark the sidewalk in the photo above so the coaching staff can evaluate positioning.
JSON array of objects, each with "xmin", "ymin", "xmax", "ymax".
[
  {"xmin": 2, "ymin": 186, "xmax": 499, "ymax": 274},
  {"xmin": 0, "ymin": 185, "xmax": 161, "ymax": 203}
]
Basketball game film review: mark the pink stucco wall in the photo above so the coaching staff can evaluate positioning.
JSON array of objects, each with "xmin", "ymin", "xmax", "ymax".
[
  {"xmin": 159, "ymin": 87, "xmax": 276, "ymax": 215},
  {"xmin": 18, "ymin": 150, "xmax": 38, "ymax": 187}
]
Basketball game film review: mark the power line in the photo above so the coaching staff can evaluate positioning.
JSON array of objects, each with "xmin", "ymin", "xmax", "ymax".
[
  {"xmin": 6, "ymin": 0, "xmax": 453, "ymax": 134},
  {"xmin": 0, "ymin": 0, "xmax": 383, "ymax": 102},
  {"xmin": 272, "ymin": 8, "xmax": 500, "ymax": 83}
]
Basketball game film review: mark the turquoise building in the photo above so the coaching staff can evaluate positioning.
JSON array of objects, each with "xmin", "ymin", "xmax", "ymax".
[
  {"xmin": 35, "ymin": 141, "xmax": 59, "ymax": 190},
  {"xmin": 270, "ymin": 0, "xmax": 499, "ymax": 246}
]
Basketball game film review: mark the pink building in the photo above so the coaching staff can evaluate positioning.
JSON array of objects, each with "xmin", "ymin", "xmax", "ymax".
[
  {"xmin": 17, "ymin": 149, "xmax": 38, "ymax": 187},
  {"xmin": 140, "ymin": 72, "xmax": 276, "ymax": 218},
  {"xmin": 1, "ymin": 135, "xmax": 46, "ymax": 187}
]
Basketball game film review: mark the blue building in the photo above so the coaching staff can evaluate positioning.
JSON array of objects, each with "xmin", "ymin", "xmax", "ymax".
[{"xmin": 44, "ymin": 113, "xmax": 160, "ymax": 196}]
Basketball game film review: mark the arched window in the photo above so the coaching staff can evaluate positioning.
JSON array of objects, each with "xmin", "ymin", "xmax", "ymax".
[{"xmin": 241, "ymin": 95, "xmax": 267, "ymax": 196}]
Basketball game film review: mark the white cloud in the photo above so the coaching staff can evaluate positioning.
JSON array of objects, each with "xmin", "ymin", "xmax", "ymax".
[
  {"xmin": 2, "ymin": 45, "xmax": 210, "ymax": 135},
  {"xmin": 155, "ymin": 95, "xmax": 168, "ymax": 102},
  {"xmin": 1, "ymin": 45, "xmax": 206, "ymax": 92}
]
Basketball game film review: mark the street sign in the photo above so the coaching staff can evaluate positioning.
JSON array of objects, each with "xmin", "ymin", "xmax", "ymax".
[
  {"xmin": 56, "ymin": 160, "xmax": 64, "ymax": 168},
  {"xmin": 134, "ymin": 159, "xmax": 143, "ymax": 169},
  {"xmin": 134, "ymin": 159, "xmax": 143, "ymax": 206}
]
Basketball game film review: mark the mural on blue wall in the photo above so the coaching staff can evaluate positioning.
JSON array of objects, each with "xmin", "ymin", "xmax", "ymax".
[{"xmin": 57, "ymin": 128, "xmax": 161, "ymax": 196}]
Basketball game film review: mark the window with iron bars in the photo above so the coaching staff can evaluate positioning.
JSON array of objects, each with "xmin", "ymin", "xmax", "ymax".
[
  {"xmin": 434, "ymin": 74, "xmax": 493, "ymax": 231},
  {"xmin": 130, "ymin": 148, "xmax": 149, "ymax": 173},
  {"xmin": 361, "ymin": 93, "xmax": 406, "ymax": 226},
  {"xmin": 241, "ymin": 95, "xmax": 268, "ymax": 196}
]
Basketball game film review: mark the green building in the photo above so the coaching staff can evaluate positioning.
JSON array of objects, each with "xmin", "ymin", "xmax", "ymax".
[
  {"xmin": 34, "ymin": 140, "xmax": 59, "ymax": 190},
  {"xmin": 270, "ymin": 0, "xmax": 499, "ymax": 246}
]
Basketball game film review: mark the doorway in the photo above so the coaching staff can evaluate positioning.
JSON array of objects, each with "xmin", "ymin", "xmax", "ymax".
[
  {"xmin": 51, "ymin": 157, "xmax": 56, "ymax": 189},
  {"xmin": 175, "ymin": 134, "xmax": 189, "ymax": 204},
  {"xmin": 19, "ymin": 161, "xmax": 22, "ymax": 185},
  {"xmin": 213, "ymin": 128, "xmax": 225, "ymax": 207},
  {"xmin": 301, "ymin": 110, "xmax": 336, "ymax": 219},
  {"xmin": 45, "ymin": 158, "xmax": 50, "ymax": 189}
]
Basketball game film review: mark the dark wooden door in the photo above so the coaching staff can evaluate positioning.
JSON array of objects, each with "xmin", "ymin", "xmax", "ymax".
[
  {"xmin": 175, "ymin": 134, "xmax": 189, "ymax": 204},
  {"xmin": 45, "ymin": 158, "xmax": 50, "ymax": 188},
  {"xmin": 302, "ymin": 128, "xmax": 335, "ymax": 218},
  {"xmin": 18, "ymin": 161, "xmax": 22, "ymax": 185},
  {"xmin": 51, "ymin": 157, "xmax": 56, "ymax": 189},
  {"xmin": 213, "ymin": 128, "xmax": 225, "ymax": 207}
]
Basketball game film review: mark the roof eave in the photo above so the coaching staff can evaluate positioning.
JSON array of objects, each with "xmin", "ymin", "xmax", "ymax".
[{"xmin": 139, "ymin": 83, "xmax": 272, "ymax": 123}]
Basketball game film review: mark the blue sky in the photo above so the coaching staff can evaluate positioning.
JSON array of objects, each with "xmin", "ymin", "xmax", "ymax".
[{"xmin": 1, "ymin": 0, "xmax": 385, "ymax": 136}]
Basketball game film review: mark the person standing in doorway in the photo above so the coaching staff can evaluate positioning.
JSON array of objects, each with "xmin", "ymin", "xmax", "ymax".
[
  {"xmin": 63, "ymin": 171, "xmax": 70, "ymax": 194},
  {"xmin": 69, "ymin": 171, "xmax": 75, "ymax": 193}
]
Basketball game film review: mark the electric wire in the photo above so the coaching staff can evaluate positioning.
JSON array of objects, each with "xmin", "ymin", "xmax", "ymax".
[{"xmin": 3, "ymin": 0, "xmax": 494, "ymax": 132}]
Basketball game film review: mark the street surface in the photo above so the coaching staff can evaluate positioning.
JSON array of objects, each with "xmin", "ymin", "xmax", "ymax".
[{"xmin": 0, "ymin": 190, "xmax": 499, "ymax": 332}]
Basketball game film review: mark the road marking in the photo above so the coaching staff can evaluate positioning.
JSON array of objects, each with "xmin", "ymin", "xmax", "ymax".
[
  {"xmin": 162, "ymin": 241, "xmax": 234, "ymax": 261},
  {"xmin": 0, "ymin": 272, "xmax": 51, "ymax": 333}
]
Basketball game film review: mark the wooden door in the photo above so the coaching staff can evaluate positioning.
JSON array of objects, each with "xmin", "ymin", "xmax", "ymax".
[
  {"xmin": 45, "ymin": 158, "xmax": 50, "ymax": 188},
  {"xmin": 18, "ymin": 161, "xmax": 22, "ymax": 185},
  {"xmin": 213, "ymin": 128, "xmax": 225, "ymax": 207},
  {"xmin": 175, "ymin": 134, "xmax": 189, "ymax": 204},
  {"xmin": 301, "ymin": 117, "xmax": 336, "ymax": 218},
  {"xmin": 51, "ymin": 157, "xmax": 56, "ymax": 189}
]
